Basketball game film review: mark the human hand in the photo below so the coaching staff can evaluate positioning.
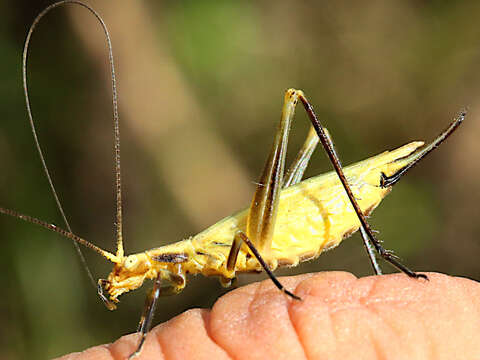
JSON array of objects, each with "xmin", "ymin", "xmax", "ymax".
[{"xmin": 57, "ymin": 272, "xmax": 480, "ymax": 360}]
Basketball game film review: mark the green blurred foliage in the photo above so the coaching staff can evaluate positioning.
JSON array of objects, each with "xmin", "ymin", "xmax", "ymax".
[{"xmin": 0, "ymin": 1, "xmax": 479, "ymax": 358}]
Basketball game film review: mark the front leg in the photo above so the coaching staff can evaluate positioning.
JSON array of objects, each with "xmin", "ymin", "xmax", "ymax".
[
  {"xmin": 128, "ymin": 272, "xmax": 162, "ymax": 359},
  {"xmin": 129, "ymin": 268, "xmax": 186, "ymax": 359}
]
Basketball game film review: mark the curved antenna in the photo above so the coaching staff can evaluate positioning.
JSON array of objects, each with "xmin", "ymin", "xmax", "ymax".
[
  {"xmin": 23, "ymin": 1, "xmax": 124, "ymax": 289},
  {"xmin": 0, "ymin": 207, "xmax": 118, "ymax": 263}
]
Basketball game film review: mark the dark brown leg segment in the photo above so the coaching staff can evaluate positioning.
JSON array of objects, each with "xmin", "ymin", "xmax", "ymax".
[{"xmin": 129, "ymin": 273, "xmax": 162, "ymax": 359}]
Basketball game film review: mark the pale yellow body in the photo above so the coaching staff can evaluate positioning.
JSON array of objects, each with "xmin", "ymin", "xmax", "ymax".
[
  {"xmin": 106, "ymin": 141, "xmax": 424, "ymax": 301},
  {"xmin": 8, "ymin": 6, "xmax": 463, "ymax": 358}
]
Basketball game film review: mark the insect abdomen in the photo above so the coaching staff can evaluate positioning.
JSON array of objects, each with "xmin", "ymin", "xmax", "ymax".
[{"xmin": 191, "ymin": 141, "xmax": 423, "ymax": 272}]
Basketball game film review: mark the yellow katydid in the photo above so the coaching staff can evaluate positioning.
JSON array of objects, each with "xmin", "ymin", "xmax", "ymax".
[{"xmin": 0, "ymin": 1, "xmax": 465, "ymax": 358}]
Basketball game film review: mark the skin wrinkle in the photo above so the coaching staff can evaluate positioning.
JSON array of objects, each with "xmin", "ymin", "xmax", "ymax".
[
  {"xmin": 247, "ymin": 275, "xmax": 264, "ymax": 323},
  {"xmin": 201, "ymin": 310, "xmax": 235, "ymax": 360},
  {"xmin": 107, "ymin": 344, "xmax": 120, "ymax": 360},
  {"xmin": 148, "ymin": 331, "xmax": 167, "ymax": 359},
  {"xmin": 365, "ymin": 303, "xmax": 402, "ymax": 345},
  {"xmin": 109, "ymin": 339, "xmax": 128, "ymax": 360},
  {"xmin": 286, "ymin": 281, "xmax": 309, "ymax": 360},
  {"xmin": 361, "ymin": 279, "xmax": 406, "ymax": 353},
  {"xmin": 362, "ymin": 302, "xmax": 397, "ymax": 360},
  {"xmin": 368, "ymin": 333, "xmax": 386, "ymax": 360},
  {"xmin": 292, "ymin": 272, "xmax": 354, "ymax": 359},
  {"xmin": 328, "ymin": 291, "xmax": 389, "ymax": 359},
  {"xmin": 209, "ymin": 286, "xmax": 254, "ymax": 360},
  {"xmin": 153, "ymin": 309, "xmax": 233, "ymax": 360},
  {"xmin": 275, "ymin": 279, "xmax": 309, "ymax": 360},
  {"xmin": 360, "ymin": 275, "xmax": 379, "ymax": 307},
  {"xmin": 227, "ymin": 282, "xmax": 257, "ymax": 360},
  {"xmin": 361, "ymin": 277, "xmax": 424, "ymax": 360},
  {"xmin": 286, "ymin": 273, "xmax": 321, "ymax": 360},
  {"xmin": 154, "ymin": 324, "xmax": 169, "ymax": 360},
  {"xmin": 233, "ymin": 276, "xmax": 308, "ymax": 359},
  {"xmin": 335, "ymin": 283, "xmax": 407, "ymax": 360},
  {"xmin": 291, "ymin": 284, "xmax": 337, "ymax": 358},
  {"xmin": 113, "ymin": 327, "xmax": 167, "ymax": 359},
  {"xmin": 95, "ymin": 344, "xmax": 116, "ymax": 360}
]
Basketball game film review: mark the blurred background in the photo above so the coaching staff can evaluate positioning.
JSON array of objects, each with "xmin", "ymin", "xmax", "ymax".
[{"xmin": 1, "ymin": 1, "xmax": 479, "ymax": 358}]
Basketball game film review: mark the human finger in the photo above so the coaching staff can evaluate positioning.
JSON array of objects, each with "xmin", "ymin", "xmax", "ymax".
[{"xmin": 57, "ymin": 272, "xmax": 480, "ymax": 360}]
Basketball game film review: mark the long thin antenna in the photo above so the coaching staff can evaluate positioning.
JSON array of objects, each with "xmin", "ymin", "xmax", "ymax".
[
  {"xmin": 0, "ymin": 207, "xmax": 118, "ymax": 262},
  {"xmin": 22, "ymin": 1, "xmax": 124, "ymax": 288}
]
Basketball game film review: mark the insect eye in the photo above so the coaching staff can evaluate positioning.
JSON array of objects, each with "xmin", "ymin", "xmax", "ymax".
[{"xmin": 124, "ymin": 256, "xmax": 138, "ymax": 270}]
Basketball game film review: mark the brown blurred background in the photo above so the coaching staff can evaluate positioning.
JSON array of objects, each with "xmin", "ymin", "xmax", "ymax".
[{"xmin": 1, "ymin": 1, "xmax": 479, "ymax": 358}]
